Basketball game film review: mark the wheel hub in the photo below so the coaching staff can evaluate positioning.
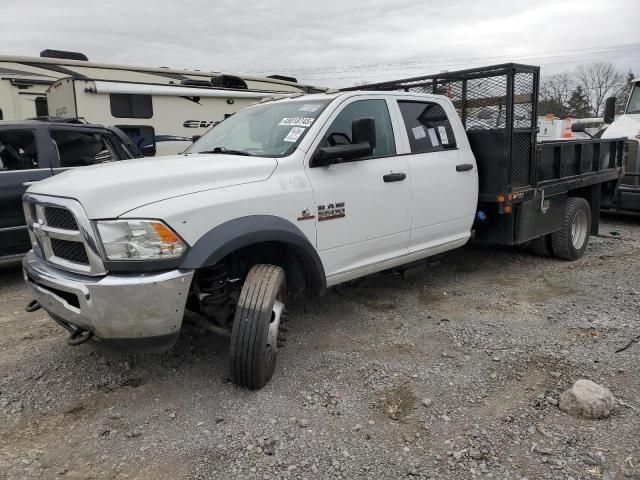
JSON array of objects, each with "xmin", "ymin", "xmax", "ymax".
[
  {"xmin": 266, "ymin": 300, "xmax": 285, "ymax": 356},
  {"xmin": 571, "ymin": 210, "xmax": 588, "ymax": 249}
]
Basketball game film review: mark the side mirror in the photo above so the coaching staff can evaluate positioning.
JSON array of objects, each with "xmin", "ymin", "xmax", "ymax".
[
  {"xmin": 140, "ymin": 143, "xmax": 156, "ymax": 157},
  {"xmin": 191, "ymin": 135, "xmax": 201, "ymax": 143},
  {"xmin": 571, "ymin": 122, "xmax": 586, "ymax": 133},
  {"xmin": 311, "ymin": 143, "xmax": 373, "ymax": 167},
  {"xmin": 603, "ymin": 97, "xmax": 616, "ymax": 124},
  {"xmin": 352, "ymin": 117, "xmax": 376, "ymax": 149}
]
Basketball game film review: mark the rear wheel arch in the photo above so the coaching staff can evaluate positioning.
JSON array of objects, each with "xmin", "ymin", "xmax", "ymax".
[{"xmin": 181, "ymin": 215, "xmax": 326, "ymax": 296}]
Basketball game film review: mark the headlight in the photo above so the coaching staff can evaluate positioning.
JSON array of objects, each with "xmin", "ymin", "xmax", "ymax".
[{"xmin": 96, "ymin": 220, "xmax": 187, "ymax": 261}]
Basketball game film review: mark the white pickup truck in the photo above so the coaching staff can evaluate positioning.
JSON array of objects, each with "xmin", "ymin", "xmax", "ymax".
[{"xmin": 22, "ymin": 64, "xmax": 625, "ymax": 389}]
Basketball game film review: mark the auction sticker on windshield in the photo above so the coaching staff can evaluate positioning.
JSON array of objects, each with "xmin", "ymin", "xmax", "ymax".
[
  {"xmin": 284, "ymin": 127, "xmax": 306, "ymax": 142},
  {"xmin": 279, "ymin": 117, "xmax": 315, "ymax": 127}
]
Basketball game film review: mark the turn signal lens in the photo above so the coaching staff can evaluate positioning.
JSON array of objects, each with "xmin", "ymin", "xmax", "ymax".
[
  {"xmin": 497, "ymin": 195, "xmax": 505, "ymax": 203},
  {"xmin": 507, "ymin": 193, "xmax": 513, "ymax": 202},
  {"xmin": 152, "ymin": 222, "xmax": 180, "ymax": 243},
  {"xmin": 503, "ymin": 205, "xmax": 513, "ymax": 214}
]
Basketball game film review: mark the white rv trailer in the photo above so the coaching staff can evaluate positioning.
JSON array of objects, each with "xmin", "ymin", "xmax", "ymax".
[
  {"xmin": 0, "ymin": 50, "xmax": 321, "ymax": 154},
  {"xmin": 46, "ymin": 77, "xmax": 310, "ymax": 155}
]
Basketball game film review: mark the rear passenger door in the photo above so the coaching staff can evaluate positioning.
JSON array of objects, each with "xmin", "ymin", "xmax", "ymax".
[
  {"xmin": 0, "ymin": 128, "xmax": 53, "ymax": 256},
  {"xmin": 394, "ymin": 99, "xmax": 478, "ymax": 253}
]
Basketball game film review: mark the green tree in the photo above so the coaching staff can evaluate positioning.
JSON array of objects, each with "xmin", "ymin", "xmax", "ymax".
[{"xmin": 567, "ymin": 86, "xmax": 592, "ymax": 118}]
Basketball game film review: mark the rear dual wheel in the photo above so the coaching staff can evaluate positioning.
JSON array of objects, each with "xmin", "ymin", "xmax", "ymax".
[
  {"xmin": 530, "ymin": 197, "xmax": 591, "ymax": 261},
  {"xmin": 229, "ymin": 264, "xmax": 287, "ymax": 390},
  {"xmin": 551, "ymin": 198, "xmax": 591, "ymax": 261}
]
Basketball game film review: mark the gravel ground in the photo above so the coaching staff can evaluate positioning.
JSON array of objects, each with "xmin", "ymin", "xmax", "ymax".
[{"xmin": 1, "ymin": 214, "xmax": 639, "ymax": 480}]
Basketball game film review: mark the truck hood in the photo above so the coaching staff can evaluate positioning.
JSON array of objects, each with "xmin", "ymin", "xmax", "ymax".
[
  {"xmin": 601, "ymin": 113, "xmax": 640, "ymax": 140},
  {"xmin": 28, "ymin": 154, "xmax": 277, "ymax": 218}
]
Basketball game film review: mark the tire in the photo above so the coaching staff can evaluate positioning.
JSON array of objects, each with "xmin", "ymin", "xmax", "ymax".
[
  {"xmin": 229, "ymin": 264, "xmax": 286, "ymax": 390},
  {"xmin": 551, "ymin": 197, "xmax": 591, "ymax": 261},
  {"xmin": 530, "ymin": 234, "xmax": 553, "ymax": 257}
]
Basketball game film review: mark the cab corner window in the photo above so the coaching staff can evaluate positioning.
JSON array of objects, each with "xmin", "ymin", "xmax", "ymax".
[
  {"xmin": 399, "ymin": 101, "xmax": 457, "ymax": 153},
  {"xmin": 322, "ymin": 99, "xmax": 395, "ymax": 158},
  {"xmin": 0, "ymin": 130, "xmax": 39, "ymax": 171},
  {"xmin": 51, "ymin": 130, "xmax": 116, "ymax": 167},
  {"xmin": 110, "ymin": 94, "xmax": 153, "ymax": 119}
]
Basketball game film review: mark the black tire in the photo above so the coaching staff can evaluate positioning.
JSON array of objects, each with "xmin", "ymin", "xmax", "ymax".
[
  {"xmin": 229, "ymin": 264, "xmax": 286, "ymax": 390},
  {"xmin": 551, "ymin": 197, "xmax": 591, "ymax": 261},
  {"xmin": 530, "ymin": 235, "xmax": 553, "ymax": 257}
]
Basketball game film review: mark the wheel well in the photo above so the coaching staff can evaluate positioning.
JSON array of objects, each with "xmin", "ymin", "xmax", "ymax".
[{"xmin": 196, "ymin": 241, "xmax": 322, "ymax": 298}]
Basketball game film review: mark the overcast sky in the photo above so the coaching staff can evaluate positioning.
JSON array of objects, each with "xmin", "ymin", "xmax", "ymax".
[{"xmin": 2, "ymin": 0, "xmax": 639, "ymax": 87}]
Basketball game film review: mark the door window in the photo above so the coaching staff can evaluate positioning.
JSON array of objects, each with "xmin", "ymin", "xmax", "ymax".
[
  {"xmin": 115, "ymin": 125, "xmax": 156, "ymax": 156},
  {"xmin": 321, "ymin": 99, "xmax": 395, "ymax": 158},
  {"xmin": 398, "ymin": 101, "xmax": 457, "ymax": 153},
  {"xmin": 51, "ymin": 130, "xmax": 117, "ymax": 167},
  {"xmin": 0, "ymin": 130, "xmax": 39, "ymax": 170}
]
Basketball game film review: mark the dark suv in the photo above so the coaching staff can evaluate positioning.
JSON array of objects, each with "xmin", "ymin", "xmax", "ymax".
[{"xmin": 0, "ymin": 119, "xmax": 141, "ymax": 260}]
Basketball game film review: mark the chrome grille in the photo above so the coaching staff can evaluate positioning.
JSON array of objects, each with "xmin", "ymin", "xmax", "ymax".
[
  {"xmin": 51, "ymin": 238, "xmax": 90, "ymax": 264},
  {"xmin": 45, "ymin": 206, "xmax": 78, "ymax": 230},
  {"xmin": 22, "ymin": 194, "xmax": 106, "ymax": 276}
]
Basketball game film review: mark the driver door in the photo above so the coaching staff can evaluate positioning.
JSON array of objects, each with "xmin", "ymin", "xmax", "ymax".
[{"xmin": 304, "ymin": 97, "xmax": 411, "ymax": 284}]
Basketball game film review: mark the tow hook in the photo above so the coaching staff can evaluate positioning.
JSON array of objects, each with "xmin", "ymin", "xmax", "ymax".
[
  {"xmin": 25, "ymin": 300, "xmax": 41, "ymax": 313},
  {"xmin": 67, "ymin": 328, "xmax": 93, "ymax": 346}
]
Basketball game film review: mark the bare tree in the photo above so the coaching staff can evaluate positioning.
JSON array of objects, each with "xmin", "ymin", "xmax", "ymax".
[
  {"xmin": 539, "ymin": 72, "xmax": 574, "ymax": 117},
  {"xmin": 575, "ymin": 62, "xmax": 625, "ymax": 116}
]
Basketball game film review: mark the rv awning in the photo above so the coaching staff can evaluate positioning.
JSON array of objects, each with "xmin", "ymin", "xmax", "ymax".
[{"xmin": 89, "ymin": 81, "xmax": 287, "ymax": 99}]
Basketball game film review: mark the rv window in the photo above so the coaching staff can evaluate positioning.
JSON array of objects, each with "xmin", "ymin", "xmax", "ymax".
[
  {"xmin": 0, "ymin": 130, "xmax": 39, "ymax": 171},
  {"xmin": 115, "ymin": 125, "xmax": 156, "ymax": 156},
  {"xmin": 51, "ymin": 130, "xmax": 117, "ymax": 167},
  {"xmin": 35, "ymin": 97, "xmax": 49, "ymax": 117},
  {"xmin": 110, "ymin": 94, "xmax": 153, "ymax": 119}
]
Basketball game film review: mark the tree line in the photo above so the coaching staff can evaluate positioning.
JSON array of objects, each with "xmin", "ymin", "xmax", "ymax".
[{"xmin": 539, "ymin": 62, "xmax": 634, "ymax": 119}]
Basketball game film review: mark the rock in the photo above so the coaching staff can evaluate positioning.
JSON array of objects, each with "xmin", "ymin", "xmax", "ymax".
[
  {"xmin": 421, "ymin": 398, "xmax": 433, "ymax": 408},
  {"xmin": 559, "ymin": 379, "xmax": 615, "ymax": 419},
  {"xmin": 263, "ymin": 438, "xmax": 276, "ymax": 455},
  {"xmin": 298, "ymin": 419, "xmax": 309, "ymax": 428}
]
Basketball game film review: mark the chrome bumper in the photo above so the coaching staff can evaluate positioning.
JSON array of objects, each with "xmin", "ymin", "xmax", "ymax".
[{"xmin": 23, "ymin": 251, "xmax": 194, "ymax": 345}]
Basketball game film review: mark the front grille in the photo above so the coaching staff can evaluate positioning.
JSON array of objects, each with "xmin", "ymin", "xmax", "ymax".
[
  {"xmin": 45, "ymin": 206, "xmax": 78, "ymax": 230},
  {"xmin": 51, "ymin": 238, "xmax": 89, "ymax": 265}
]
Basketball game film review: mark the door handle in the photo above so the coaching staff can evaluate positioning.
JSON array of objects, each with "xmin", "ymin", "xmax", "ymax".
[
  {"xmin": 22, "ymin": 181, "xmax": 39, "ymax": 187},
  {"xmin": 456, "ymin": 164, "xmax": 474, "ymax": 172},
  {"xmin": 383, "ymin": 172, "xmax": 407, "ymax": 182}
]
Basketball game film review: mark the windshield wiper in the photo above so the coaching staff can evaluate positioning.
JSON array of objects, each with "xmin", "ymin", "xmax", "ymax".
[{"xmin": 197, "ymin": 146, "xmax": 253, "ymax": 156}]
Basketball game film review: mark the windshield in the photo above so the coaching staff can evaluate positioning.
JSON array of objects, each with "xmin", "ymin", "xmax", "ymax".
[
  {"xmin": 626, "ymin": 83, "xmax": 640, "ymax": 114},
  {"xmin": 185, "ymin": 99, "xmax": 332, "ymax": 157}
]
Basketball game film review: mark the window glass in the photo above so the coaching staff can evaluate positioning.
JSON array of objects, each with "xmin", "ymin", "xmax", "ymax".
[
  {"xmin": 110, "ymin": 94, "xmax": 153, "ymax": 119},
  {"xmin": 51, "ymin": 130, "xmax": 117, "ymax": 167},
  {"xmin": 399, "ymin": 101, "xmax": 457, "ymax": 153},
  {"xmin": 187, "ymin": 100, "xmax": 331, "ymax": 158},
  {"xmin": 321, "ymin": 99, "xmax": 395, "ymax": 158},
  {"xmin": 35, "ymin": 97, "xmax": 49, "ymax": 117},
  {"xmin": 116, "ymin": 125, "xmax": 156, "ymax": 155},
  {"xmin": 0, "ymin": 130, "xmax": 38, "ymax": 171},
  {"xmin": 626, "ymin": 84, "xmax": 640, "ymax": 114}
]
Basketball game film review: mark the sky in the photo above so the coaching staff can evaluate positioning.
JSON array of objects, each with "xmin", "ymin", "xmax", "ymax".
[{"xmin": 2, "ymin": 0, "xmax": 639, "ymax": 87}]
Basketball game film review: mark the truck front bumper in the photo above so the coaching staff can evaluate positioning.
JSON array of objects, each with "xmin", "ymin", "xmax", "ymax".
[{"xmin": 23, "ymin": 251, "xmax": 194, "ymax": 352}]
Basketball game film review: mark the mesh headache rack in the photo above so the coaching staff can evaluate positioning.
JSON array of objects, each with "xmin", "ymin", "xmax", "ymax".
[{"xmin": 344, "ymin": 63, "xmax": 540, "ymax": 200}]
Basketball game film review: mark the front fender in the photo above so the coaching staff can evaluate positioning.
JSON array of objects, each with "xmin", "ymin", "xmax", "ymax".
[{"xmin": 180, "ymin": 215, "xmax": 326, "ymax": 295}]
